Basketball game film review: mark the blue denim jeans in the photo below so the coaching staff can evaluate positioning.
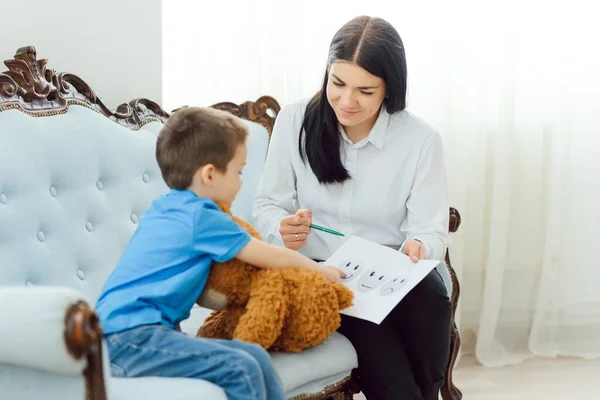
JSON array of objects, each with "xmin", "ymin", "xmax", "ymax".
[{"xmin": 105, "ymin": 324, "xmax": 286, "ymax": 400}]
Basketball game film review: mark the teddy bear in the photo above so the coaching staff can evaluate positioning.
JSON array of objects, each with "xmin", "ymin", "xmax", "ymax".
[{"xmin": 195, "ymin": 202, "xmax": 354, "ymax": 353}]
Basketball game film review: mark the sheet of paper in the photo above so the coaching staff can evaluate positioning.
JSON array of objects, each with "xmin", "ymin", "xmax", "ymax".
[{"xmin": 324, "ymin": 235, "xmax": 442, "ymax": 324}]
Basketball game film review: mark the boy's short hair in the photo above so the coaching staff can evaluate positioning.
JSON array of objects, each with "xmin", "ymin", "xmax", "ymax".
[{"xmin": 156, "ymin": 107, "xmax": 248, "ymax": 189}]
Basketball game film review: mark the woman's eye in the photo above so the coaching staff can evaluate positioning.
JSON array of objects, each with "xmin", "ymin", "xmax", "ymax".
[
  {"xmin": 360, "ymin": 91, "xmax": 374, "ymax": 96},
  {"xmin": 333, "ymin": 81, "xmax": 344, "ymax": 87}
]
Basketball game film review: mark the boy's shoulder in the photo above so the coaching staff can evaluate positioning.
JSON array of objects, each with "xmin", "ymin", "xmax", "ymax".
[
  {"xmin": 145, "ymin": 189, "xmax": 224, "ymax": 226},
  {"xmin": 152, "ymin": 189, "xmax": 215, "ymax": 210}
]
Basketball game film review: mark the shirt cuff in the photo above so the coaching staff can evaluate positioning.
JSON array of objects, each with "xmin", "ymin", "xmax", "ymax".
[
  {"xmin": 259, "ymin": 210, "xmax": 288, "ymax": 247},
  {"xmin": 266, "ymin": 221, "xmax": 286, "ymax": 247}
]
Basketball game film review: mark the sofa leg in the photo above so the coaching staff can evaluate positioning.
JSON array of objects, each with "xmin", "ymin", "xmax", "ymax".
[
  {"xmin": 441, "ymin": 320, "xmax": 462, "ymax": 400},
  {"xmin": 441, "ymin": 250, "xmax": 462, "ymax": 400}
]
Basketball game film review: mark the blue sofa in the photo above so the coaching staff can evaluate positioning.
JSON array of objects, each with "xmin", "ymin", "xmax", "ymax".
[{"xmin": 0, "ymin": 45, "xmax": 462, "ymax": 400}]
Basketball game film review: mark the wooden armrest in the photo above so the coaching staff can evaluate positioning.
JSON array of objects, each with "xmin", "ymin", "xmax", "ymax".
[
  {"xmin": 64, "ymin": 301, "xmax": 107, "ymax": 400},
  {"xmin": 449, "ymin": 207, "xmax": 461, "ymax": 233}
]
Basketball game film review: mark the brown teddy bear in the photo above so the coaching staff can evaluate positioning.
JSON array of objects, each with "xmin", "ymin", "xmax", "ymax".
[{"xmin": 195, "ymin": 202, "xmax": 354, "ymax": 353}]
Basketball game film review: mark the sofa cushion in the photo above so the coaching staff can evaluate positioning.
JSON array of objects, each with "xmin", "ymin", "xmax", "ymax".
[
  {"xmin": 108, "ymin": 376, "xmax": 227, "ymax": 400},
  {"xmin": 271, "ymin": 332, "xmax": 357, "ymax": 393},
  {"xmin": 0, "ymin": 287, "xmax": 87, "ymax": 375},
  {"xmin": 0, "ymin": 364, "xmax": 227, "ymax": 400},
  {"xmin": 180, "ymin": 305, "xmax": 358, "ymax": 395},
  {"xmin": 0, "ymin": 364, "xmax": 85, "ymax": 400}
]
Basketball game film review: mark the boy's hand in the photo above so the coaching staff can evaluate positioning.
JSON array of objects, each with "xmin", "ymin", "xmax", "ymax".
[{"xmin": 317, "ymin": 265, "xmax": 346, "ymax": 283}]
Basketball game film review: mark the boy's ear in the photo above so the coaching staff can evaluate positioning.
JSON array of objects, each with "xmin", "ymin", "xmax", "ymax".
[{"xmin": 199, "ymin": 164, "xmax": 216, "ymax": 185}]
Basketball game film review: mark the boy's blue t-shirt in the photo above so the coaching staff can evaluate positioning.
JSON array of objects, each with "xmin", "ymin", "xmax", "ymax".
[{"xmin": 95, "ymin": 189, "xmax": 251, "ymax": 335}]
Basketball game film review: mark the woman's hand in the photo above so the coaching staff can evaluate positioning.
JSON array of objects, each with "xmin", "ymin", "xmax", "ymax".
[
  {"xmin": 279, "ymin": 209, "xmax": 312, "ymax": 250},
  {"xmin": 403, "ymin": 239, "xmax": 427, "ymax": 263}
]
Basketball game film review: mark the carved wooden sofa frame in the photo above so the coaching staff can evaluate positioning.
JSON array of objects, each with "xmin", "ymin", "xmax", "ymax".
[{"xmin": 0, "ymin": 46, "xmax": 462, "ymax": 400}]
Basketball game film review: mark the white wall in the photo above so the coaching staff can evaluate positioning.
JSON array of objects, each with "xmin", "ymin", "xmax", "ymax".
[{"xmin": 0, "ymin": 0, "xmax": 162, "ymax": 109}]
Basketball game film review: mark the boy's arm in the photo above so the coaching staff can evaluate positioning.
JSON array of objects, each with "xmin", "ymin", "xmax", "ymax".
[
  {"xmin": 235, "ymin": 238, "xmax": 344, "ymax": 283},
  {"xmin": 192, "ymin": 202, "xmax": 343, "ymax": 283}
]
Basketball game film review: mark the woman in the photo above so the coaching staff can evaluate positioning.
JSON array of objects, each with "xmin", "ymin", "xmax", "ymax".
[{"xmin": 252, "ymin": 15, "xmax": 452, "ymax": 400}]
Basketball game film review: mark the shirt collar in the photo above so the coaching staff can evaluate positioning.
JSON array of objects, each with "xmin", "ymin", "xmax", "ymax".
[{"xmin": 339, "ymin": 106, "xmax": 390, "ymax": 150}]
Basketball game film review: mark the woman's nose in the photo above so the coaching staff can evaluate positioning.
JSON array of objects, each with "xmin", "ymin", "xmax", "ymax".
[{"xmin": 339, "ymin": 90, "xmax": 356, "ymax": 107}]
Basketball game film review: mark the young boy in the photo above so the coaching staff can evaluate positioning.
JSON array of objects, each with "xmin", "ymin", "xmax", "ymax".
[{"xmin": 95, "ymin": 107, "xmax": 344, "ymax": 400}]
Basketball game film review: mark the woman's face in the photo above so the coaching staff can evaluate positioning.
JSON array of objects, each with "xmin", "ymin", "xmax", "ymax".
[{"xmin": 326, "ymin": 60, "xmax": 386, "ymax": 128}]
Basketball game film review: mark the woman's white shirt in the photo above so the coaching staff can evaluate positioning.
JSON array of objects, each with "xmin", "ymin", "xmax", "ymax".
[{"xmin": 252, "ymin": 99, "xmax": 450, "ymax": 261}]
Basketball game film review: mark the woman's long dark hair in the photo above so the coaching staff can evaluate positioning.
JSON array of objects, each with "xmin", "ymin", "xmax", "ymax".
[{"xmin": 299, "ymin": 16, "xmax": 408, "ymax": 184}]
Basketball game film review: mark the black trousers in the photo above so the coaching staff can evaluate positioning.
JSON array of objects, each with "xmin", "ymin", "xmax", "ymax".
[{"xmin": 338, "ymin": 269, "xmax": 452, "ymax": 400}]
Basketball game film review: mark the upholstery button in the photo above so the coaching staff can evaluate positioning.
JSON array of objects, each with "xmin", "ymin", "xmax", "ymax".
[
  {"xmin": 85, "ymin": 222, "xmax": 93, "ymax": 232},
  {"xmin": 37, "ymin": 231, "xmax": 45, "ymax": 242},
  {"xmin": 130, "ymin": 213, "xmax": 138, "ymax": 224},
  {"xmin": 142, "ymin": 173, "xmax": 150, "ymax": 183},
  {"xmin": 26, "ymin": 281, "xmax": 33, "ymax": 287},
  {"xmin": 0, "ymin": 193, "xmax": 7, "ymax": 204},
  {"xmin": 49, "ymin": 186, "xmax": 57, "ymax": 197},
  {"xmin": 77, "ymin": 269, "xmax": 85, "ymax": 280},
  {"xmin": 96, "ymin": 180, "xmax": 104, "ymax": 191}
]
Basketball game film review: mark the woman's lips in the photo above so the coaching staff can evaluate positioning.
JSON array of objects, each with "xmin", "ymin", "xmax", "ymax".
[{"xmin": 339, "ymin": 108, "xmax": 359, "ymax": 117}]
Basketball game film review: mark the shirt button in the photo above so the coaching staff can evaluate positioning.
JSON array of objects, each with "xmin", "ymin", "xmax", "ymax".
[
  {"xmin": 0, "ymin": 193, "xmax": 7, "ymax": 205},
  {"xmin": 49, "ymin": 186, "xmax": 57, "ymax": 197},
  {"xmin": 37, "ymin": 231, "xmax": 45, "ymax": 242},
  {"xmin": 96, "ymin": 180, "xmax": 104, "ymax": 191},
  {"xmin": 77, "ymin": 269, "xmax": 85, "ymax": 280},
  {"xmin": 86, "ymin": 222, "xmax": 93, "ymax": 232},
  {"xmin": 130, "ymin": 213, "xmax": 138, "ymax": 224},
  {"xmin": 142, "ymin": 173, "xmax": 150, "ymax": 183}
]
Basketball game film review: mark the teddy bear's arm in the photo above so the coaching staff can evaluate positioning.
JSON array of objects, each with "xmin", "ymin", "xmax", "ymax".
[{"xmin": 233, "ymin": 269, "xmax": 287, "ymax": 349}]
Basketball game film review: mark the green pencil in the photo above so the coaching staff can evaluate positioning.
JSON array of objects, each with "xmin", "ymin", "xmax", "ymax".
[{"xmin": 310, "ymin": 223, "xmax": 345, "ymax": 237}]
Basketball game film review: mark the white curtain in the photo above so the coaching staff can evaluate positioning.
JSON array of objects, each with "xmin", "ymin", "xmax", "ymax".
[{"xmin": 163, "ymin": 0, "xmax": 600, "ymax": 367}]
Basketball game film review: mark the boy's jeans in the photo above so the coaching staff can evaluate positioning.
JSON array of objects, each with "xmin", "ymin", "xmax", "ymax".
[{"xmin": 105, "ymin": 324, "xmax": 286, "ymax": 400}]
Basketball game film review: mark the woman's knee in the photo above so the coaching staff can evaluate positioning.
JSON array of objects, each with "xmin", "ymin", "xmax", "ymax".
[
  {"xmin": 404, "ymin": 271, "xmax": 452, "ymax": 313},
  {"xmin": 419, "ymin": 269, "xmax": 450, "ymax": 297},
  {"xmin": 418, "ymin": 288, "xmax": 453, "ymax": 327}
]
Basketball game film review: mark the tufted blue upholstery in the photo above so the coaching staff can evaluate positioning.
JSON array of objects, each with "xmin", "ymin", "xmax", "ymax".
[
  {"xmin": 0, "ymin": 104, "xmax": 357, "ymax": 399},
  {"xmin": 0, "ymin": 108, "xmax": 168, "ymax": 302}
]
